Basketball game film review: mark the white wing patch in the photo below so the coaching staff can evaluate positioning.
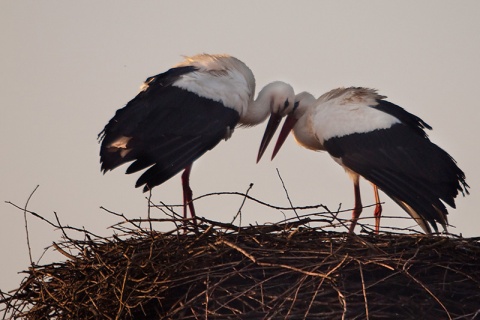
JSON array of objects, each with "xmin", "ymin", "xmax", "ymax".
[
  {"xmin": 173, "ymin": 69, "xmax": 251, "ymax": 115},
  {"xmin": 172, "ymin": 55, "xmax": 254, "ymax": 117},
  {"xmin": 314, "ymin": 100, "xmax": 400, "ymax": 143}
]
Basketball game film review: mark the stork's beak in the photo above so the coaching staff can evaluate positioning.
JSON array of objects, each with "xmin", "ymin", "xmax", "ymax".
[
  {"xmin": 271, "ymin": 113, "xmax": 298, "ymax": 160},
  {"xmin": 257, "ymin": 112, "xmax": 283, "ymax": 163}
]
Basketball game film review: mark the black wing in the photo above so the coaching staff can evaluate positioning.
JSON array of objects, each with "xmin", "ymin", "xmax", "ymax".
[
  {"xmin": 324, "ymin": 122, "xmax": 469, "ymax": 232},
  {"xmin": 99, "ymin": 66, "xmax": 240, "ymax": 191},
  {"xmin": 370, "ymin": 99, "xmax": 432, "ymax": 137}
]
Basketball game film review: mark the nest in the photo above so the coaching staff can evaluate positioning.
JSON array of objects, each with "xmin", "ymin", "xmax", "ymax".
[{"xmin": 2, "ymin": 186, "xmax": 480, "ymax": 320}]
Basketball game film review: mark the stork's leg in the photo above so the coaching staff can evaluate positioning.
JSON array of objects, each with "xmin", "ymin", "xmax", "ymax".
[
  {"xmin": 181, "ymin": 164, "xmax": 197, "ymax": 227},
  {"xmin": 348, "ymin": 176, "xmax": 362, "ymax": 234},
  {"xmin": 373, "ymin": 184, "xmax": 382, "ymax": 234}
]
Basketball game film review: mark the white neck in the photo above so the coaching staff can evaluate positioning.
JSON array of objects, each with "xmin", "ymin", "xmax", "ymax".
[
  {"xmin": 240, "ymin": 88, "xmax": 273, "ymax": 126},
  {"xmin": 293, "ymin": 107, "xmax": 325, "ymax": 151},
  {"xmin": 240, "ymin": 81, "xmax": 294, "ymax": 126}
]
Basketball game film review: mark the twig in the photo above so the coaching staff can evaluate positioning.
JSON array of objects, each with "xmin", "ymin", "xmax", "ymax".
[
  {"xmin": 153, "ymin": 191, "xmax": 329, "ymax": 211},
  {"xmin": 231, "ymin": 183, "xmax": 254, "ymax": 226},
  {"xmin": 358, "ymin": 261, "xmax": 369, "ymax": 320},
  {"xmin": 6, "ymin": 200, "xmax": 103, "ymax": 239},
  {"xmin": 23, "ymin": 185, "xmax": 39, "ymax": 265},
  {"xmin": 147, "ymin": 189, "xmax": 153, "ymax": 232},
  {"xmin": 276, "ymin": 168, "xmax": 301, "ymax": 220},
  {"xmin": 52, "ymin": 242, "xmax": 77, "ymax": 261}
]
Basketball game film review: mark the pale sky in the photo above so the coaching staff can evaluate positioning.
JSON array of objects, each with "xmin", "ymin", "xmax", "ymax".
[{"xmin": 1, "ymin": 1, "xmax": 479, "ymax": 293}]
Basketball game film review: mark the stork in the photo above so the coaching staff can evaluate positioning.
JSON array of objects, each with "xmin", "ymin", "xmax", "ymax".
[
  {"xmin": 259, "ymin": 87, "xmax": 469, "ymax": 234},
  {"xmin": 99, "ymin": 54, "xmax": 295, "ymax": 224}
]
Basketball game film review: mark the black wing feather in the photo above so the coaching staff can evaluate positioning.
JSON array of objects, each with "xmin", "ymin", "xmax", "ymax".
[
  {"xmin": 370, "ymin": 99, "xmax": 432, "ymax": 137},
  {"xmin": 324, "ymin": 123, "xmax": 468, "ymax": 231},
  {"xmin": 99, "ymin": 66, "xmax": 240, "ymax": 191}
]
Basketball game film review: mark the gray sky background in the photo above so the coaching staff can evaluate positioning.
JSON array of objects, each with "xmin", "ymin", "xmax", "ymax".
[{"xmin": 1, "ymin": 1, "xmax": 479, "ymax": 292}]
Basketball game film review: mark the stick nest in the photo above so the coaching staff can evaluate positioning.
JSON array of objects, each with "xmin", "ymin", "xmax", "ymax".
[{"xmin": 2, "ymin": 213, "xmax": 480, "ymax": 320}]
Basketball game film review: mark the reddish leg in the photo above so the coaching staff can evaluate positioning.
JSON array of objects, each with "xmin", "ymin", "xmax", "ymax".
[
  {"xmin": 181, "ymin": 164, "xmax": 197, "ymax": 227},
  {"xmin": 373, "ymin": 184, "xmax": 382, "ymax": 234},
  {"xmin": 348, "ymin": 177, "xmax": 362, "ymax": 234}
]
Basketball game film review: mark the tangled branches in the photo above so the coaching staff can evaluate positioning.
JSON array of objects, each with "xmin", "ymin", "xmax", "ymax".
[
  {"xmin": 2, "ymin": 182, "xmax": 480, "ymax": 319},
  {"xmin": 2, "ymin": 210, "xmax": 480, "ymax": 319}
]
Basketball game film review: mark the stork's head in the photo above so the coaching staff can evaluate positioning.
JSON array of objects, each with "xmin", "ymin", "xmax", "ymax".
[
  {"xmin": 259, "ymin": 81, "xmax": 296, "ymax": 116},
  {"xmin": 287, "ymin": 91, "xmax": 317, "ymax": 121},
  {"xmin": 271, "ymin": 91, "xmax": 316, "ymax": 160},
  {"xmin": 256, "ymin": 81, "xmax": 296, "ymax": 162},
  {"xmin": 257, "ymin": 91, "xmax": 316, "ymax": 162}
]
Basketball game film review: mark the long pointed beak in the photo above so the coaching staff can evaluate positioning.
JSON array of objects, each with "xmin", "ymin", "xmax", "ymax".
[
  {"xmin": 257, "ymin": 112, "xmax": 282, "ymax": 163},
  {"xmin": 271, "ymin": 113, "xmax": 298, "ymax": 160}
]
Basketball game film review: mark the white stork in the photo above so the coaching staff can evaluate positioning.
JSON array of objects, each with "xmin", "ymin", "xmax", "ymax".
[
  {"xmin": 99, "ymin": 54, "xmax": 295, "ymax": 224},
  {"xmin": 259, "ymin": 87, "xmax": 469, "ymax": 234}
]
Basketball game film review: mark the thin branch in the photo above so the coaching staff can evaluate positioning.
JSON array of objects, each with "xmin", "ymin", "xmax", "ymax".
[
  {"xmin": 147, "ymin": 190, "xmax": 153, "ymax": 232},
  {"xmin": 230, "ymin": 183, "xmax": 254, "ymax": 226},
  {"xmin": 358, "ymin": 261, "xmax": 369, "ymax": 320},
  {"xmin": 276, "ymin": 168, "xmax": 300, "ymax": 220},
  {"xmin": 23, "ymin": 185, "xmax": 39, "ymax": 265},
  {"xmin": 152, "ymin": 191, "xmax": 329, "ymax": 211}
]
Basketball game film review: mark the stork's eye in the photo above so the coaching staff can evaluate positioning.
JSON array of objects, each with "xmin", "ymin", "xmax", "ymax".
[
  {"xmin": 283, "ymin": 99, "xmax": 290, "ymax": 109},
  {"xmin": 293, "ymin": 101, "xmax": 299, "ymax": 110}
]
